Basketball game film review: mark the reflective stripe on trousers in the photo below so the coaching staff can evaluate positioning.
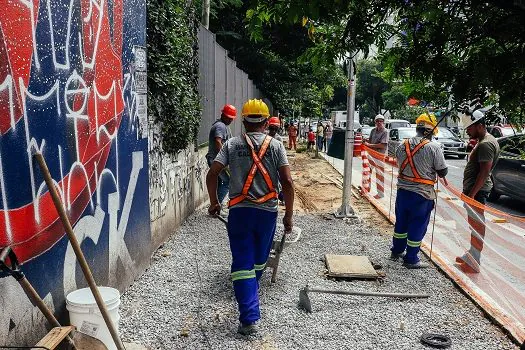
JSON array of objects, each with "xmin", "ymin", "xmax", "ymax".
[
  {"xmin": 228, "ymin": 207, "xmax": 277, "ymax": 324},
  {"xmin": 391, "ymin": 189, "xmax": 435, "ymax": 264}
]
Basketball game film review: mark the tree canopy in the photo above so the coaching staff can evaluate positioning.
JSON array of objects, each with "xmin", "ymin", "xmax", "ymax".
[
  {"xmin": 208, "ymin": 1, "xmax": 346, "ymax": 119},
  {"xmin": 246, "ymin": 0, "xmax": 525, "ymax": 124}
]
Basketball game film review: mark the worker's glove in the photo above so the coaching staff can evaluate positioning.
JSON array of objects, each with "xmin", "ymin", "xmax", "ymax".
[{"xmin": 208, "ymin": 202, "xmax": 221, "ymax": 216}]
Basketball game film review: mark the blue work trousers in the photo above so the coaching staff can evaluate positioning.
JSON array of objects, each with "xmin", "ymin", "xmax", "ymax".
[
  {"xmin": 228, "ymin": 207, "xmax": 278, "ymax": 324},
  {"xmin": 391, "ymin": 189, "xmax": 435, "ymax": 264}
]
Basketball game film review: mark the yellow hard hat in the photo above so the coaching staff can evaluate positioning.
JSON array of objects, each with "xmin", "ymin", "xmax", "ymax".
[
  {"xmin": 415, "ymin": 113, "xmax": 438, "ymax": 135},
  {"xmin": 242, "ymin": 99, "xmax": 270, "ymax": 123}
]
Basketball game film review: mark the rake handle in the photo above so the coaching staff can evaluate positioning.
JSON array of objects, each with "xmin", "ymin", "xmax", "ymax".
[
  {"xmin": 34, "ymin": 153, "xmax": 126, "ymax": 350},
  {"xmin": 307, "ymin": 288, "xmax": 430, "ymax": 299}
]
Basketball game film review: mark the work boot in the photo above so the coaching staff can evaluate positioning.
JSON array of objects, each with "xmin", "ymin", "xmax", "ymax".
[
  {"xmin": 389, "ymin": 252, "xmax": 406, "ymax": 261},
  {"xmin": 455, "ymin": 252, "xmax": 480, "ymax": 273},
  {"xmin": 238, "ymin": 323, "xmax": 258, "ymax": 336},
  {"xmin": 402, "ymin": 261, "xmax": 429, "ymax": 269}
]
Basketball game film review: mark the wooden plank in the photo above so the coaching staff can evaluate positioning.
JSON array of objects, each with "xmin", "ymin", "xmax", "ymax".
[
  {"xmin": 33, "ymin": 326, "xmax": 74, "ymax": 349},
  {"xmin": 325, "ymin": 254, "xmax": 379, "ymax": 279}
]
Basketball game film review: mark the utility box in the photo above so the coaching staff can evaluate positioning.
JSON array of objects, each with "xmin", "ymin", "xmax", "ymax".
[{"xmin": 327, "ymin": 128, "xmax": 346, "ymax": 160}]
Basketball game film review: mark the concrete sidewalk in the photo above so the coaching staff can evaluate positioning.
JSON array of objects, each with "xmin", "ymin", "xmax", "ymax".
[{"xmin": 119, "ymin": 209, "xmax": 517, "ymax": 349}]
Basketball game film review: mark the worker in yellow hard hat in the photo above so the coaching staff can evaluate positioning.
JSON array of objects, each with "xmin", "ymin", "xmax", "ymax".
[
  {"xmin": 390, "ymin": 112, "xmax": 448, "ymax": 269},
  {"xmin": 206, "ymin": 99, "xmax": 294, "ymax": 336}
]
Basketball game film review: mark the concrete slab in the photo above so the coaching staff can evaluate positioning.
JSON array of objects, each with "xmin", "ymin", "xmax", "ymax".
[{"xmin": 325, "ymin": 254, "xmax": 379, "ymax": 279}]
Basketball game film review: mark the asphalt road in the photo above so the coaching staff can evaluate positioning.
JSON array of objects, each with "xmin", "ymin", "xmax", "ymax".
[{"xmin": 445, "ymin": 157, "xmax": 525, "ymax": 217}]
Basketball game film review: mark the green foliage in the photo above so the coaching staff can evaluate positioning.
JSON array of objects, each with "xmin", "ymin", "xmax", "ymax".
[
  {"xmin": 245, "ymin": 0, "xmax": 525, "ymax": 125},
  {"xmin": 147, "ymin": 0, "xmax": 201, "ymax": 154},
  {"xmin": 355, "ymin": 60, "xmax": 390, "ymax": 121},
  {"xmin": 209, "ymin": 2, "xmax": 345, "ymax": 120}
]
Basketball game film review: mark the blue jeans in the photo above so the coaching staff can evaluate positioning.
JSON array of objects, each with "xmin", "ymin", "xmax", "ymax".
[
  {"xmin": 391, "ymin": 189, "xmax": 435, "ymax": 264},
  {"xmin": 228, "ymin": 207, "xmax": 278, "ymax": 324},
  {"xmin": 317, "ymin": 136, "xmax": 324, "ymax": 150}
]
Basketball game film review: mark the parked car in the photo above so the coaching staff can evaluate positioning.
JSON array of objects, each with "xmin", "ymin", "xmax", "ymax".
[
  {"xmin": 387, "ymin": 127, "xmax": 417, "ymax": 158},
  {"xmin": 488, "ymin": 134, "xmax": 525, "ymax": 202},
  {"xmin": 433, "ymin": 127, "xmax": 467, "ymax": 159},
  {"xmin": 385, "ymin": 119, "xmax": 411, "ymax": 129},
  {"xmin": 487, "ymin": 125, "xmax": 518, "ymax": 138}
]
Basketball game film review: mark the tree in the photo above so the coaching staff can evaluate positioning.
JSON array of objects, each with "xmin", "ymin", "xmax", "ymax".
[
  {"xmin": 208, "ymin": 2, "xmax": 346, "ymax": 118},
  {"xmin": 355, "ymin": 60, "xmax": 390, "ymax": 122},
  {"xmin": 246, "ymin": 0, "xmax": 525, "ymax": 124}
]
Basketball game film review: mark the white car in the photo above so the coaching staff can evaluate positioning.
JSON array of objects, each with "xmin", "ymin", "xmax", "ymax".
[{"xmin": 385, "ymin": 119, "xmax": 411, "ymax": 129}]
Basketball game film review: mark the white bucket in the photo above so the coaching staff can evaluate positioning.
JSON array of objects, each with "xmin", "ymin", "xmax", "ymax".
[{"xmin": 66, "ymin": 287, "xmax": 121, "ymax": 350}]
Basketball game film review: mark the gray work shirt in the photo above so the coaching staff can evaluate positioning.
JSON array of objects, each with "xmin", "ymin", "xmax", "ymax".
[
  {"xmin": 396, "ymin": 137, "xmax": 447, "ymax": 200},
  {"xmin": 463, "ymin": 133, "xmax": 500, "ymax": 194},
  {"xmin": 214, "ymin": 132, "xmax": 289, "ymax": 212},
  {"xmin": 206, "ymin": 120, "xmax": 231, "ymax": 164},
  {"xmin": 369, "ymin": 127, "xmax": 388, "ymax": 154}
]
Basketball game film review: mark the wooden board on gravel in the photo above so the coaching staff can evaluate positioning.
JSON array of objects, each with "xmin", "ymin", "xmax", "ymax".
[{"xmin": 325, "ymin": 254, "xmax": 379, "ymax": 279}]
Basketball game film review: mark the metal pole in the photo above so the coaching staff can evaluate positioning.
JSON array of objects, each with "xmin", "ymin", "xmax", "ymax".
[
  {"xmin": 202, "ymin": 0, "xmax": 210, "ymax": 29},
  {"xmin": 335, "ymin": 57, "xmax": 357, "ymax": 218}
]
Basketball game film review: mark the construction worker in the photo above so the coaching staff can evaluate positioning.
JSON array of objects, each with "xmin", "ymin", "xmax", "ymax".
[
  {"xmin": 268, "ymin": 116, "xmax": 283, "ymax": 142},
  {"xmin": 287, "ymin": 122, "xmax": 298, "ymax": 150},
  {"xmin": 390, "ymin": 113, "xmax": 448, "ymax": 269},
  {"xmin": 457, "ymin": 110, "xmax": 500, "ymax": 273},
  {"xmin": 206, "ymin": 99, "xmax": 294, "ymax": 335},
  {"xmin": 206, "ymin": 104, "xmax": 236, "ymax": 204}
]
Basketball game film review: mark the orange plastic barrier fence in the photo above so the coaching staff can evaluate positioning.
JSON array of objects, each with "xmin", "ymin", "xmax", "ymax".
[{"xmin": 361, "ymin": 145, "xmax": 525, "ymax": 343}]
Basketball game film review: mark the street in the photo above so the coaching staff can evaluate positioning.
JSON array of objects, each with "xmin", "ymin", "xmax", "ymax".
[{"xmin": 444, "ymin": 158, "xmax": 525, "ymax": 217}]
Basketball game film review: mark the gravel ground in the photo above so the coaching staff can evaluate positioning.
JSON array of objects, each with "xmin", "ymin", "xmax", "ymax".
[{"xmin": 120, "ymin": 211, "xmax": 518, "ymax": 350}]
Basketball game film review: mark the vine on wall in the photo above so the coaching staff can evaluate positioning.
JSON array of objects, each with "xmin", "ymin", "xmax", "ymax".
[{"xmin": 147, "ymin": 0, "xmax": 201, "ymax": 154}]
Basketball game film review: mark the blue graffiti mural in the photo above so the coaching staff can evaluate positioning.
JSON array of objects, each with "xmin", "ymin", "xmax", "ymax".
[{"xmin": 0, "ymin": 0, "xmax": 149, "ymax": 340}]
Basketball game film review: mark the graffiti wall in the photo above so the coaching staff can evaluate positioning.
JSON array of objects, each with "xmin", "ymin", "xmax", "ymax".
[
  {"xmin": 149, "ymin": 123, "xmax": 208, "ymax": 250},
  {"xmin": 0, "ymin": 0, "xmax": 149, "ymax": 345}
]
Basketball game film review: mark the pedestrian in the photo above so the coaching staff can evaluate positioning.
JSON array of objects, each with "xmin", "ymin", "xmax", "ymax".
[
  {"xmin": 206, "ymin": 99, "xmax": 295, "ymax": 335},
  {"xmin": 391, "ymin": 113, "xmax": 448, "ymax": 269},
  {"xmin": 288, "ymin": 122, "xmax": 298, "ymax": 150},
  {"xmin": 316, "ymin": 122, "xmax": 324, "ymax": 151},
  {"xmin": 268, "ymin": 116, "xmax": 283, "ymax": 143},
  {"xmin": 457, "ymin": 110, "xmax": 500, "ymax": 273},
  {"xmin": 364, "ymin": 114, "xmax": 388, "ymax": 198},
  {"xmin": 307, "ymin": 128, "xmax": 316, "ymax": 151},
  {"xmin": 206, "ymin": 104, "xmax": 236, "ymax": 204},
  {"xmin": 324, "ymin": 121, "xmax": 333, "ymax": 152}
]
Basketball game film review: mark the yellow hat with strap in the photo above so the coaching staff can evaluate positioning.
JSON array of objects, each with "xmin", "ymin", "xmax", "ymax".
[
  {"xmin": 416, "ymin": 113, "xmax": 439, "ymax": 135},
  {"xmin": 242, "ymin": 99, "xmax": 270, "ymax": 123}
]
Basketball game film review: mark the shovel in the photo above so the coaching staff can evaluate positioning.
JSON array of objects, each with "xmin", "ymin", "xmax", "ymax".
[
  {"xmin": 298, "ymin": 284, "xmax": 430, "ymax": 313},
  {"xmin": 0, "ymin": 247, "xmax": 107, "ymax": 349}
]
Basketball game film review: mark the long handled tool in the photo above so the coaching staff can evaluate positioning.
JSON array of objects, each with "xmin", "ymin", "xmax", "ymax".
[
  {"xmin": 298, "ymin": 284, "xmax": 430, "ymax": 313},
  {"xmin": 33, "ymin": 153, "xmax": 125, "ymax": 350}
]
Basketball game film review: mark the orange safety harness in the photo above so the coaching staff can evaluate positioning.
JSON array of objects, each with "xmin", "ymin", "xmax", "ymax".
[
  {"xmin": 228, "ymin": 134, "xmax": 278, "ymax": 207},
  {"xmin": 398, "ymin": 139, "xmax": 437, "ymax": 186}
]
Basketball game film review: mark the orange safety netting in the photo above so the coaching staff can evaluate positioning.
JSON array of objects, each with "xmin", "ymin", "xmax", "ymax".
[{"xmin": 361, "ymin": 145, "xmax": 525, "ymax": 343}]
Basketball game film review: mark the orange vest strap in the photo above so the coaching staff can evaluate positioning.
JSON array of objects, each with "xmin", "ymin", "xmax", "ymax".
[
  {"xmin": 398, "ymin": 139, "xmax": 436, "ymax": 185},
  {"xmin": 228, "ymin": 135, "xmax": 278, "ymax": 207}
]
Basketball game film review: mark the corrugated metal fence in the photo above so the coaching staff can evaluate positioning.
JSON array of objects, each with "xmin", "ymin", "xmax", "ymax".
[{"xmin": 197, "ymin": 25, "xmax": 269, "ymax": 145}]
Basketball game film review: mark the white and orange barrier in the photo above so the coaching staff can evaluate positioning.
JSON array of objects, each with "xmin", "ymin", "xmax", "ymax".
[{"xmin": 361, "ymin": 145, "xmax": 525, "ymax": 343}]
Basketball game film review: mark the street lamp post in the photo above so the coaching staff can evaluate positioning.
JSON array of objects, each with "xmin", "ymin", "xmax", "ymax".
[{"xmin": 335, "ymin": 57, "xmax": 358, "ymax": 218}]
